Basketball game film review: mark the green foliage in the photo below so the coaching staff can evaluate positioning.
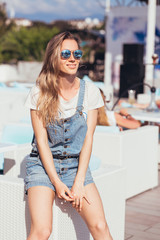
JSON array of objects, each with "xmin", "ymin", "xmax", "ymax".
[
  {"xmin": 51, "ymin": 20, "xmax": 73, "ymax": 32},
  {"xmin": 0, "ymin": 3, "xmax": 7, "ymax": 22},
  {"xmin": 0, "ymin": 2, "xmax": 15, "ymax": 37},
  {"xmin": 82, "ymin": 45, "xmax": 92, "ymax": 61},
  {"xmin": 0, "ymin": 3, "xmax": 60, "ymax": 63},
  {"xmin": 0, "ymin": 26, "xmax": 60, "ymax": 63}
]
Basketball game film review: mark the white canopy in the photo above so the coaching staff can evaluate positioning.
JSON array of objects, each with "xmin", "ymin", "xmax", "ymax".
[{"xmin": 104, "ymin": 0, "xmax": 157, "ymax": 92}]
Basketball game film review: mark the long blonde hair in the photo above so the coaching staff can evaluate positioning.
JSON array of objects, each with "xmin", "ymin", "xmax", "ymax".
[
  {"xmin": 36, "ymin": 31, "xmax": 80, "ymax": 125},
  {"xmin": 97, "ymin": 89, "xmax": 110, "ymax": 126}
]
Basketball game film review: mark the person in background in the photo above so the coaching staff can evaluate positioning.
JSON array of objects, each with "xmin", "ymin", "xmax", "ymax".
[
  {"xmin": 97, "ymin": 89, "xmax": 141, "ymax": 129},
  {"xmin": 25, "ymin": 31, "xmax": 113, "ymax": 240}
]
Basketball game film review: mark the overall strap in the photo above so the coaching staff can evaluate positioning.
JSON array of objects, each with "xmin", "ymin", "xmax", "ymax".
[{"xmin": 76, "ymin": 79, "xmax": 85, "ymax": 112}]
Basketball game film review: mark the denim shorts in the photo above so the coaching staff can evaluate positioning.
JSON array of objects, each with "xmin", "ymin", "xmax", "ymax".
[{"xmin": 25, "ymin": 155, "xmax": 94, "ymax": 193}]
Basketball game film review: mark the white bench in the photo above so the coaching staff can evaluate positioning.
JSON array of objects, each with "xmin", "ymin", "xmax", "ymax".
[
  {"xmin": 92, "ymin": 125, "xmax": 159, "ymax": 199},
  {"xmin": 0, "ymin": 89, "xmax": 30, "ymax": 126},
  {"xmin": 0, "ymin": 165, "xmax": 126, "ymax": 240},
  {"xmin": 3, "ymin": 143, "xmax": 32, "ymax": 178}
]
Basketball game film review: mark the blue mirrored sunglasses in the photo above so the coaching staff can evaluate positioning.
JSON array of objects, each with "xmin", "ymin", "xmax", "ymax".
[{"xmin": 61, "ymin": 49, "xmax": 83, "ymax": 60}]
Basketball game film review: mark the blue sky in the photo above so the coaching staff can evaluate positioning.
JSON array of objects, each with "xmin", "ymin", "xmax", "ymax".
[{"xmin": 4, "ymin": 0, "xmax": 106, "ymax": 22}]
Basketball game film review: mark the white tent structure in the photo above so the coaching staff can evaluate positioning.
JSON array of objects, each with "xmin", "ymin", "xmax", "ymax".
[
  {"xmin": 145, "ymin": 0, "xmax": 157, "ymax": 90},
  {"xmin": 104, "ymin": 0, "xmax": 157, "ymax": 92}
]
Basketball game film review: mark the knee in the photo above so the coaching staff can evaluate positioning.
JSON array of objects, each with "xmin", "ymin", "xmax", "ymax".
[
  {"xmin": 94, "ymin": 220, "xmax": 108, "ymax": 233},
  {"xmin": 90, "ymin": 219, "xmax": 110, "ymax": 236},
  {"xmin": 30, "ymin": 226, "xmax": 52, "ymax": 240},
  {"xmin": 39, "ymin": 228, "xmax": 52, "ymax": 240}
]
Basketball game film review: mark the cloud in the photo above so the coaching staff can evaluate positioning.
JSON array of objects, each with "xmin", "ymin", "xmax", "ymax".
[
  {"xmin": 5, "ymin": 0, "xmax": 56, "ymax": 14},
  {"xmin": 4, "ymin": 0, "xmax": 104, "ymax": 20}
]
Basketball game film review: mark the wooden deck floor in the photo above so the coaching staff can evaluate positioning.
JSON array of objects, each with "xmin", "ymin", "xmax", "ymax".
[{"xmin": 125, "ymin": 169, "xmax": 160, "ymax": 240}]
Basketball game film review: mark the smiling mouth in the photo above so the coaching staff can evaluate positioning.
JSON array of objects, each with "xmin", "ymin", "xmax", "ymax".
[{"xmin": 67, "ymin": 64, "xmax": 77, "ymax": 69}]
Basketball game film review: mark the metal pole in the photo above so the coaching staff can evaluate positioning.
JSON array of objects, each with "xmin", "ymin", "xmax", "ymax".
[
  {"xmin": 144, "ymin": 0, "xmax": 157, "ymax": 91},
  {"xmin": 104, "ymin": 0, "xmax": 114, "ymax": 109},
  {"xmin": 104, "ymin": 0, "xmax": 112, "ymax": 87}
]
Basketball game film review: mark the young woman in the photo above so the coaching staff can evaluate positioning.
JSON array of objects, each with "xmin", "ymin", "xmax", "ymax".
[
  {"xmin": 98, "ymin": 89, "xmax": 141, "ymax": 129},
  {"xmin": 25, "ymin": 31, "xmax": 113, "ymax": 240}
]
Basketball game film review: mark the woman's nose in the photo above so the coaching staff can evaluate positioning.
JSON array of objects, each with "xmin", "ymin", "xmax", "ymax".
[{"xmin": 68, "ymin": 52, "xmax": 75, "ymax": 61}]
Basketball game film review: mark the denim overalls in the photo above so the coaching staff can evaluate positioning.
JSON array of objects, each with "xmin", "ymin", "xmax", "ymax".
[{"xmin": 25, "ymin": 80, "xmax": 94, "ymax": 192}]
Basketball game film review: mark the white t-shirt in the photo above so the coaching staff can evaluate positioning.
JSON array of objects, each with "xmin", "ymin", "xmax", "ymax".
[{"xmin": 25, "ymin": 80, "xmax": 104, "ymax": 120}]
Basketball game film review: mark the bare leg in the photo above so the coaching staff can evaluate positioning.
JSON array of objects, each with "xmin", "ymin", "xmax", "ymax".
[
  {"xmin": 27, "ymin": 186, "xmax": 55, "ymax": 240},
  {"xmin": 79, "ymin": 183, "xmax": 113, "ymax": 240}
]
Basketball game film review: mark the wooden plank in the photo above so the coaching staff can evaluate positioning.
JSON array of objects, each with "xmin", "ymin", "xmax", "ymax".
[
  {"xmin": 125, "ymin": 222, "xmax": 149, "ymax": 231},
  {"xmin": 126, "ymin": 206, "xmax": 160, "ymax": 217},
  {"xmin": 125, "ymin": 170, "xmax": 160, "ymax": 239},
  {"xmin": 125, "ymin": 228, "xmax": 160, "ymax": 240},
  {"xmin": 146, "ymin": 227, "xmax": 160, "ymax": 235}
]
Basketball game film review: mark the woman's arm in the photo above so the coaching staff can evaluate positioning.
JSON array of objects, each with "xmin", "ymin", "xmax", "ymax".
[
  {"xmin": 114, "ymin": 112, "xmax": 141, "ymax": 129},
  {"xmin": 31, "ymin": 109, "xmax": 74, "ymax": 201},
  {"xmin": 71, "ymin": 108, "xmax": 98, "ymax": 211}
]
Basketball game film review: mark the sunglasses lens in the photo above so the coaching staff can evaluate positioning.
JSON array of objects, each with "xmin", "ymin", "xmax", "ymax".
[
  {"xmin": 61, "ymin": 50, "xmax": 71, "ymax": 59},
  {"xmin": 61, "ymin": 49, "xmax": 82, "ymax": 60},
  {"xmin": 73, "ymin": 50, "xmax": 83, "ymax": 59}
]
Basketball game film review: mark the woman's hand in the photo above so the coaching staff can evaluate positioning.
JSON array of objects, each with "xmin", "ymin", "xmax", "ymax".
[
  {"xmin": 54, "ymin": 179, "xmax": 74, "ymax": 202},
  {"xmin": 71, "ymin": 181, "xmax": 90, "ymax": 212},
  {"xmin": 118, "ymin": 125, "xmax": 123, "ymax": 131}
]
